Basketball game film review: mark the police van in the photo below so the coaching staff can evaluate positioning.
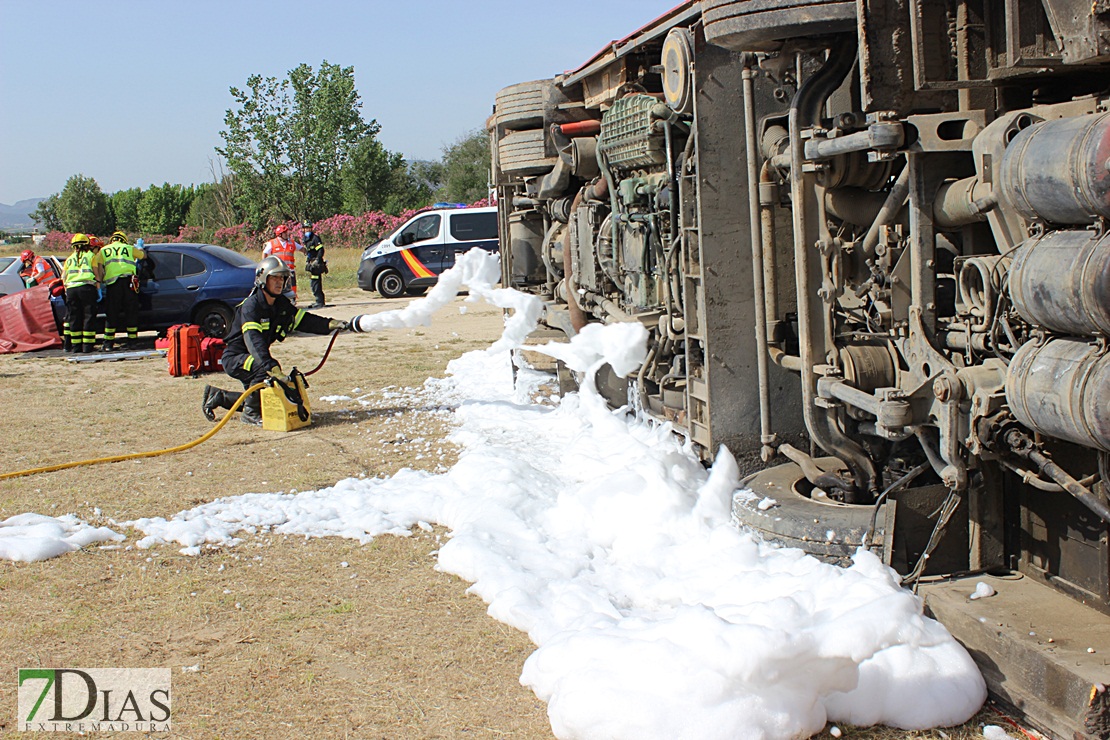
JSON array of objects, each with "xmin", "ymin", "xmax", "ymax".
[{"xmin": 357, "ymin": 205, "xmax": 499, "ymax": 298}]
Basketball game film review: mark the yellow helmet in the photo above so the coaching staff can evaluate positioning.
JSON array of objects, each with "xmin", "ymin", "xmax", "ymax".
[
  {"xmin": 110, "ymin": 230, "xmax": 127, "ymax": 243},
  {"xmin": 70, "ymin": 233, "xmax": 90, "ymax": 247}
]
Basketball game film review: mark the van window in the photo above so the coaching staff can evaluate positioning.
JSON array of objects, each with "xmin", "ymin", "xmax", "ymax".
[
  {"xmin": 450, "ymin": 212, "xmax": 497, "ymax": 241},
  {"xmin": 400, "ymin": 214, "xmax": 441, "ymax": 243}
]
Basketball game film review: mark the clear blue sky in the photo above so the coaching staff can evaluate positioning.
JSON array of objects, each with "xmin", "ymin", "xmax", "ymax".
[{"xmin": 0, "ymin": 0, "xmax": 676, "ymax": 205}]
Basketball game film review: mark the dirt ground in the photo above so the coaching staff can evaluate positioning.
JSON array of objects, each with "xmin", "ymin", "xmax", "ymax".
[
  {"xmin": 0, "ymin": 286, "xmax": 1020, "ymax": 740},
  {"xmin": 0, "ymin": 288, "xmax": 552, "ymax": 739}
]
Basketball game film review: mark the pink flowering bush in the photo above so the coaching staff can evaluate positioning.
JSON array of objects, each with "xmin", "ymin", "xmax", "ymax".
[
  {"xmin": 122, "ymin": 198, "xmax": 494, "ymax": 255},
  {"xmin": 174, "ymin": 225, "xmax": 205, "ymax": 243},
  {"xmin": 40, "ymin": 231, "xmax": 74, "ymax": 252},
  {"xmin": 211, "ymin": 223, "xmax": 258, "ymax": 252}
]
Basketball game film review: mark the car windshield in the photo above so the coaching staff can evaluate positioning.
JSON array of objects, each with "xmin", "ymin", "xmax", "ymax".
[
  {"xmin": 0, "ymin": 257, "xmax": 14, "ymax": 271},
  {"xmin": 200, "ymin": 244, "xmax": 256, "ymax": 267}
]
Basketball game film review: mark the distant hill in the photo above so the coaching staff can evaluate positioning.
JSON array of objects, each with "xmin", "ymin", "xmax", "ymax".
[{"xmin": 0, "ymin": 198, "xmax": 45, "ymax": 231}]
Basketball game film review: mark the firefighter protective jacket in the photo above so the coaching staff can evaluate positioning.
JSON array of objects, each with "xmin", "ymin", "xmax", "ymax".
[{"xmin": 222, "ymin": 289, "xmax": 330, "ymax": 374}]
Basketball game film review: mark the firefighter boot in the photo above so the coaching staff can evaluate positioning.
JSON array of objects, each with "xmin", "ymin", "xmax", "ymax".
[
  {"xmin": 240, "ymin": 391, "xmax": 263, "ymax": 426},
  {"xmin": 103, "ymin": 341, "xmax": 115, "ymax": 352},
  {"xmin": 201, "ymin": 385, "xmax": 236, "ymax": 422}
]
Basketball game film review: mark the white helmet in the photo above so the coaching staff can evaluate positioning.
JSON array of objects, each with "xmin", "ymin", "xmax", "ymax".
[{"xmin": 255, "ymin": 256, "xmax": 292, "ymax": 292}]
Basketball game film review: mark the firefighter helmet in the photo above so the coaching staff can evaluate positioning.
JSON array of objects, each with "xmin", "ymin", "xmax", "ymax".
[
  {"xmin": 254, "ymin": 255, "xmax": 292, "ymax": 291},
  {"xmin": 274, "ymin": 223, "xmax": 290, "ymax": 237},
  {"xmin": 20, "ymin": 249, "xmax": 34, "ymax": 263},
  {"xmin": 70, "ymin": 233, "xmax": 90, "ymax": 248},
  {"xmin": 110, "ymin": 230, "xmax": 127, "ymax": 243}
]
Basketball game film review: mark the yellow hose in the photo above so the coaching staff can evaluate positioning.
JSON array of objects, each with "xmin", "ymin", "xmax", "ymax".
[{"xmin": 0, "ymin": 382, "xmax": 267, "ymax": 481}]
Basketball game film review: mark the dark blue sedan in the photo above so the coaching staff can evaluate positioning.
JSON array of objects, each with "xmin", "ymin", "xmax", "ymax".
[{"xmin": 137, "ymin": 243, "xmax": 256, "ymax": 338}]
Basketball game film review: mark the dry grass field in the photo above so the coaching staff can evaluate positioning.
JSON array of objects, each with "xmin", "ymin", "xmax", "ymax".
[{"xmin": 0, "ymin": 277, "xmax": 1025, "ymax": 739}]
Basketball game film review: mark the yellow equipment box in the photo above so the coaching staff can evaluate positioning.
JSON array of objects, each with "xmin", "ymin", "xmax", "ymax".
[{"xmin": 260, "ymin": 372, "xmax": 312, "ymax": 432}]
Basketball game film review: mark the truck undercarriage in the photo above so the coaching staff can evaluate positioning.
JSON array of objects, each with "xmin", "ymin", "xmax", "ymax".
[{"xmin": 489, "ymin": 2, "xmax": 1110, "ymax": 737}]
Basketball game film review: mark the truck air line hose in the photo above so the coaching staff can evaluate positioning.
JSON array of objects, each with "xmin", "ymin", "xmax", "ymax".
[{"xmin": 0, "ymin": 330, "xmax": 343, "ymax": 481}]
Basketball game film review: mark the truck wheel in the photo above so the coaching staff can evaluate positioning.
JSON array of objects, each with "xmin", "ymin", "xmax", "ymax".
[
  {"xmin": 498, "ymin": 129, "xmax": 555, "ymax": 175},
  {"xmin": 193, "ymin": 301, "xmax": 233, "ymax": 339},
  {"xmin": 495, "ymin": 80, "xmax": 560, "ymax": 131},
  {"xmin": 734, "ymin": 460, "xmax": 883, "ymax": 566},
  {"xmin": 702, "ymin": 0, "xmax": 856, "ymax": 51},
  {"xmin": 375, "ymin": 269, "xmax": 405, "ymax": 299}
]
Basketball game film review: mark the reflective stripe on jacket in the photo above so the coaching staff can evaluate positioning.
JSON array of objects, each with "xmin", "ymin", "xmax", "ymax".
[
  {"xmin": 222, "ymin": 289, "xmax": 330, "ymax": 375},
  {"xmin": 100, "ymin": 242, "xmax": 141, "ymax": 284},
  {"xmin": 263, "ymin": 238, "xmax": 298, "ymax": 271},
  {"xmin": 29, "ymin": 256, "xmax": 60, "ymax": 286},
  {"xmin": 62, "ymin": 252, "xmax": 97, "ymax": 289}
]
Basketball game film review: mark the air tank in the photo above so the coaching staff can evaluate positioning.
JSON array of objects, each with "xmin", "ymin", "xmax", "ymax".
[
  {"xmin": 1005, "ymin": 337, "xmax": 1110, "ymax": 452},
  {"xmin": 1009, "ymin": 229, "xmax": 1110, "ymax": 336},
  {"xmin": 999, "ymin": 112, "xmax": 1110, "ymax": 225}
]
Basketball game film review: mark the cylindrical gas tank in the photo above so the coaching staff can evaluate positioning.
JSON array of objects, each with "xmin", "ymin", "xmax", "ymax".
[
  {"xmin": 1000, "ymin": 112, "xmax": 1110, "ymax": 225},
  {"xmin": 1005, "ymin": 338, "xmax": 1110, "ymax": 452},
  {"xmin": 1009, "ymin": 229, "xmax": 1110, "ymax": 336}
]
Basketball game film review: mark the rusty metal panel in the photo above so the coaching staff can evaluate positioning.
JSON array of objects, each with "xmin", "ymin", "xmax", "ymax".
[{"xmin": 689, "ymin": 41, "xmax": 804, "ymax": 456}]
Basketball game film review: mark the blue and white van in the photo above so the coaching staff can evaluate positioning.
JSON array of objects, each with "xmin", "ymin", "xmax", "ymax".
[{"xmin": 357, "ymin": 205, "xmax": 499, "ymax": 297}]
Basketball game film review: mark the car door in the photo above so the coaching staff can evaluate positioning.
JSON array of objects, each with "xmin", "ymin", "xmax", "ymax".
[
  {"xmin": 397, "ymin": 213, "xmax": 444, "ymax": 278},
  {"xmin": 140, "ymin": 248, "xmax": 209, "ymax": 326},
  {"xmin": 443, "ymin": 211, "xmax": 499, "ymax": 271}
]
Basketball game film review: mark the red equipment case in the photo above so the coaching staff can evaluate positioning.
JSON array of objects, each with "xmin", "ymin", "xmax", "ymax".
[{"xmin": 167, "ymin": 324, "xmax": 204, "ymax": 377}]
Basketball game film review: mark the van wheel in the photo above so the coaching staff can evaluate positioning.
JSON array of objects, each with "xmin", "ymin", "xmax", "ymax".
[
  {"xmin": 405, "ymin": 286, "xmax": 427, "ymax": 297},
  {"xmin": 194, "ymin": 301, "xmax": 233, "ymax": 338},
  {"xmin": 375, "ymin": 269, "xmax": 405, "ymax": 299}
]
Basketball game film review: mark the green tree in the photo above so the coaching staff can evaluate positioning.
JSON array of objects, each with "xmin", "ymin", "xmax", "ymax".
[
  {"xmin": 185, "ymin": 183, "xmax": 224, "ymax": 229},
  {"xmin": 381, "ymin": 160, "xmax": 440, "ymax": 215},
  {"xmin": 57, "ymin": 174, "xmax": 113, "ymax": 234},
  {"xmin": 218, "ymin": 60, "xmax": 385, "ymax": 225},
  {"xmin": 139, "ymin": 183, "xmax": 194, "ymax": 235},
  {"xmin": 110, "ymin": 187, "xmax": 143, "ymax": 233},
  {"xmin": 29, "ymin": 194, "xmax": 61, "ymax": 231},
  {"xmin": 435, "ymin": 130, "xmax": 490, "ymax": 203},
  {"xmin": 340, "ymin": 137, "xmax": 407, "ymax": 215}
]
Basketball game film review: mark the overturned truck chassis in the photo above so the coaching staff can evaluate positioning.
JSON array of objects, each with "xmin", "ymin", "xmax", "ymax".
[{"xmin": 490, "ymin": 1, "xmax": 1110, "ymax": 737}]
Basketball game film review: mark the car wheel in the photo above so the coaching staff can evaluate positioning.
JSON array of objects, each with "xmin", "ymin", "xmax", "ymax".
[
  {"xmin": 375, "ymin": 269, "xmax": 405, "ymax": 299},
  {"xmin": 194, "ymin": 301, "xmax": 234, "ymax": 338},
  {"xmin": 405, "ymin": 286, "xmax": 427, "ymax": 297}
]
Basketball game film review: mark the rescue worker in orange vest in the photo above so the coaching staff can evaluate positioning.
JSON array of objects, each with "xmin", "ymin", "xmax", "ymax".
[
  {"xmin": 262, "ymin": 223, "xmax": 304, "ymax": 301},
  {"xmin": 20, "ymin": 249, "xmax": 60, "ymax": 288},
  {"xmin": 61, "ymin": 233, "xmax": 104, "ymax": 353},
  {"xmin": 100, "ymin": 230, "xmax": 145, "ymax": 351},
  {"xmin": 200, "ymin": 257, "xmax": 348, "ymax": 425}
]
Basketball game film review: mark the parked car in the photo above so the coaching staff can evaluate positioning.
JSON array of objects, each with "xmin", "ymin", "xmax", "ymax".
[
  {"xmin": 357, "ymin": 206, "xmax": 499, "ymax": 298},
  {"xmin": 0, "ymin": 254, "xmax": 64, "ymax": 296},
  {"xmin": 136, "ymin": 243, "xmax": 256, "ymax": 338}
]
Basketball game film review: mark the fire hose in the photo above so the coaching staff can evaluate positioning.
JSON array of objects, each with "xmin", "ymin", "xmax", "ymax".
[{"xmin": 0, "ymin": 330, "xmax": 343, "ymax": 481}]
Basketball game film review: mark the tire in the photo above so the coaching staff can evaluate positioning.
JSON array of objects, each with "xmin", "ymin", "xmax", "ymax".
[
  {"xmin": 193, "ymin": 301, "xmax": 234, "ymax": 339},
  {"xmin": 498, "ymin": 129, "xmax": 555, "ymax": 175},
  {"xmin": 404, "ymin": 286, "xmax": 428, "ymax": 297},
  {"xmin": 375, "ymin": 269, "xmax": 405, "ymax": 299},
  {"xmin": 495, "ymin": 80, "xmax": 560, "ymax": 131},
  {"xmin": 702, "ymin": 0, "xmax": 856, "ymax": 51}
]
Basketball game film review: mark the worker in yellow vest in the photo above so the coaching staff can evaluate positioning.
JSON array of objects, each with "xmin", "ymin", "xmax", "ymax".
[
  {"xmin": 100, "ymin": 230, "xmax": 145, "ymax": 351},
  {"xmin": 61, "ymin": 233, "xmax": 104, "ymax": 353}
]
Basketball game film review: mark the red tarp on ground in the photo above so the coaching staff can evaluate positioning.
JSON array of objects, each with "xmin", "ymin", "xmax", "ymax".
[{"xmin": 0, "ymin": 284, "xmax": 61, "ymax": 353}]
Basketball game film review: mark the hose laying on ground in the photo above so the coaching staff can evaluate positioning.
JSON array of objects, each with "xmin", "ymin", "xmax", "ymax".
[
  {"xmin": 0, "ymin": 382, "xmax": 266, "ymax": 481},
  {"xmin": 1, "ymin": 328, "xmax": 344, "ymax": 481}
]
